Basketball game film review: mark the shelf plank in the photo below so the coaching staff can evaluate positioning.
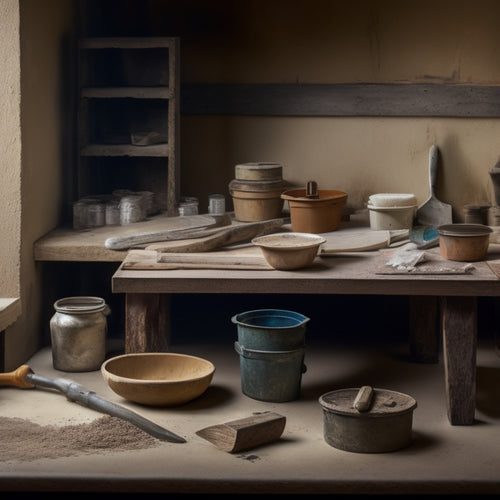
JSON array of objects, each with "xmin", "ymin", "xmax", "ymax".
[
  {"xmin": 181, "ymin": 83, "xmax": 500, "ymax": 117},
  {"xmin": 33, "ymin": 213, "xmax": 225, "ymax": 262},
  {"xmin": 0, "ymin": 298, "xmax": 21, "ymax": 332},
  {"xmin": 80, "ymin": 37, "xmax": 178, "ymax": 49},
  {"xmin": 82, "ymin": 87, "xmax": 170, "ymax": 99},
  {"xmin": 80, "ymin": 143, "xmax": 169, "ymax": 157}
]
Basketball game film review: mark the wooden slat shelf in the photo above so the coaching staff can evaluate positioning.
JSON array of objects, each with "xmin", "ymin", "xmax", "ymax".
[
  {"xmin": 80, "ymin": 37, "xmax": 178, "ymax": 49},
  {"xmin": 82, "ymin": 87, "xmax": 170, "ymax": 99},
  {"xmin": 33, "ymin": 213, "xmax": 224, "ymax": 263},
  {"xmin": 80, "ymin": 143, "xmax": 169, "ymax": 157},
  {"xmin": 0, "ymin": 298, "xmax": 21, "ymax": 333}
]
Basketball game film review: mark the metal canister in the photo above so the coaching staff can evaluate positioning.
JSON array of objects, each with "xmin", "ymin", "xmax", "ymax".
[{"xmin": 50, "ymin": 296, "xmax": 110, "ymax": 372}]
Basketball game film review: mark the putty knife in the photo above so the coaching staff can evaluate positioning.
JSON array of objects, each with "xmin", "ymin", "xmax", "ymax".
[
  {"xmin": 415, "ymin": 145, "xmax": 453, "ymax": 227},
  {"xmin": 0, "ymin": 365, "xmax": 186, "ymax": 443}
]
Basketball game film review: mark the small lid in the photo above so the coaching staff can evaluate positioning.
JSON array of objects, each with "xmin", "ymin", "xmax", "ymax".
[
  {"xmin": 54, "ymin": 296, "xmax": 107, "ymax": 314},
  {"xmin": 368, "ymin": 193, "xmax": 417, "ymax": 208},
  {"xmin": 437, "ymin": 223, "xmax": 493, "ymax": 237},
  {"xmin": 235, "ymin": 162, "xmax": 283, "ymax": 181},
  {"xmin": 319, "ymin": 386, "xmax": 417, "ymax": 418}
]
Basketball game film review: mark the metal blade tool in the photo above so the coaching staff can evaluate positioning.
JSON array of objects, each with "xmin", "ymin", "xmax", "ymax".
[{"xmin": 0, "ymin": 364, "xmax": 186, "ymax": 443}]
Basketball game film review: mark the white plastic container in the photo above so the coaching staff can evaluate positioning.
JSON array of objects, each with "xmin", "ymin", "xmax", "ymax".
[{"xmin": 367, "ymin": 193, "xmax": 417, "ymax": 230}]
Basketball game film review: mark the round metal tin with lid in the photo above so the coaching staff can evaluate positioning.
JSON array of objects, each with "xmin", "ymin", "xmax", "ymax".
[{"xmin": 319, "ymin": 386, "xmax": 417, "ymax": 453}]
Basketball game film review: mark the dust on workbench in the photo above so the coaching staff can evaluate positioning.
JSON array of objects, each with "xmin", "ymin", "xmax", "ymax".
[{"xmin": 0, "ymin": 415, "xmax": 161, "ymax": 462}]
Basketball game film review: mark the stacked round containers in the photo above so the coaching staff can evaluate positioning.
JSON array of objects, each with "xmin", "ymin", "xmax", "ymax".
[{"xmin": 229, "ymin": 162, "xmax": 287, "ymax": 221}]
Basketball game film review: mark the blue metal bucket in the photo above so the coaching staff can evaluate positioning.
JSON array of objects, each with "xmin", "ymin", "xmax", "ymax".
[
  {"xmin": 232, "ymin": 309, "xmax": 309, "ymax": 402},
  {"xmin": 231, "ymin": 309, "xmax": 310, "ymax": 351},
  {"xmin": 234, "ymin": 341, "xmax": 307, "ymax": 402}
]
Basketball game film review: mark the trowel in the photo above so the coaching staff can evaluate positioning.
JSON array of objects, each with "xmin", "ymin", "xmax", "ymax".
[
  {"xmin": 415, "ymin": 145, "xmax": 453, "ymax": 227},
  {"xmin": 0, "ymin": 364, "xmax": 186, "ymax": 443}
]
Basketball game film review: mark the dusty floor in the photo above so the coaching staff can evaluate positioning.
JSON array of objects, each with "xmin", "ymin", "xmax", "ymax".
[{"xmin": 0, "ymin": 322, "xmax": 499, "ymax": 495}]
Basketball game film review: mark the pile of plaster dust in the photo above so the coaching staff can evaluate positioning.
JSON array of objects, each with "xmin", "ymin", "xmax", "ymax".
[{"xmin": 0, "ymin": 415, "xmax": 161, "ymax": 462}]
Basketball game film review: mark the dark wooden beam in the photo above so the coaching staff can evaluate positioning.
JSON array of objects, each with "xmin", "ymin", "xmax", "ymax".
[{"xmin": 181, "ymin": 83, "xmax": 500, "ymax": 117}]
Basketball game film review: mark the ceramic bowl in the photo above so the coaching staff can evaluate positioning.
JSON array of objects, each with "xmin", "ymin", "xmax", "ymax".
[
  {"xmin": 437, "ymin": 223, "xmax": 493, "ymax": 261},
  {"xmin": 252, "ymin": 232, "xmax": 326, "ymax": 270},
  {"xmin": 101, "ymin": 352, "xmax": 215, "ymax": 407}
]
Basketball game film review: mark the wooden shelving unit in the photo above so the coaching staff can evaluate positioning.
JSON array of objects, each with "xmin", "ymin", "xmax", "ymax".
[{"xmin": 77, "ymin": 37, "xmax": 180, "ymax": 215}]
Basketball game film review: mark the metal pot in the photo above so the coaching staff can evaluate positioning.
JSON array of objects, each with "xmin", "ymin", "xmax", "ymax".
[{"xmin": 318, "ymin": 386, "xmax": 417, "ymax": 453}]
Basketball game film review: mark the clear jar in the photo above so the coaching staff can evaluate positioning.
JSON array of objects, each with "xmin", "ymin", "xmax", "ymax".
[
  {"xmin": 208, "ymin": 194, "xmax": 226, "ymax": 215},
  {"xmin": 119, "ymin": 195, "xmax": 145, "ymax": 224},
  {"xmin": 178, "ymin": 196, "xmax": 199, "ymax": 216},
  {"xmin": 86, "ymin": 201, "xmax": 106, "ymax": 227},
  {"xmin": 105, "ymin": 198, "xmax": 121, "ymax": 225},
  {"xmin": 50, "ymin": 296, "xmax": 110, "ymax": 372}
]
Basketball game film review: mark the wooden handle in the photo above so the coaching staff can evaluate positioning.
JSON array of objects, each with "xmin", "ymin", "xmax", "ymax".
[
  {"xmin": 0, "ymin": 364, "xmax": 35, "ymax": 388},
  {"xmin": 428, "ymin": 145, "xmax": 439, "ymax": 195},
  {"xmin": 353, "ymin": 385, "xmax": 374, "ymax": 412}
]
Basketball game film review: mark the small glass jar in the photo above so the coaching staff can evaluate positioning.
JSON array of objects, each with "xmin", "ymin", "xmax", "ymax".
[
  {"xmin": 120, "ymin": 195, "xmax": 145, "ymax": 224},
  {"xmin": 208, "ymin": 194, "xmax": 226, "ymax": 215},
  {"xmin": 178, "ymin": 196, "xmax": 199, "ymax": 216}
]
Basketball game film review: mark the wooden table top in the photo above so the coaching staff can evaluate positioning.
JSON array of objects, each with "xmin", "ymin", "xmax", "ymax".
[{"xmin": 112, "ymin": 243, "xmax": 500, "ymax": 297}]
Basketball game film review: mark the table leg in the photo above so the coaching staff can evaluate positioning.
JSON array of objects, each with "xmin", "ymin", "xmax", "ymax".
[
  {"xmin": 409, "ymin": 296, "xmax": 439, "ymax": 363},
  {"xmin": 124, "ymin": 293, "xmax": 171, "ymax": 353},
  {"xmin": 442, "ymin": 296, "xmax": 477, "ymax": 425}
]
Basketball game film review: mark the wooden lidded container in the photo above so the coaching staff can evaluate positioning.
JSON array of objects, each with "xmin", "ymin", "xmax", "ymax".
[{"xmin": 229, "ymin": 162, "xmax": 287, "ymax": 221}]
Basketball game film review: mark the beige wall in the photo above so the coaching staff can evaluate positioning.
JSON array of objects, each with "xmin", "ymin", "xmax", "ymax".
[
  {"xmin": 171, "ymin": 0, "xmax": 500, "ymax": 216},
  {"xmin": 1, "ymin": 0, "xmax": 74, "ymax": 370}
]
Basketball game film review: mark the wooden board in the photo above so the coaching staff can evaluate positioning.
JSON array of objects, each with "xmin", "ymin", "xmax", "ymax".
[
  {"xmin": 320, "ymin": 227, "xmax": 409, "ymax": 254},
  {"xmin": 34, "ymin": 213, "xmax": 230, "ymax": 262},
  {"xmin": 104, "ymin": 214, "xmax": 231, "ymax": 250},
  {"xmin": 196, "ymin": 412, "xmax": 286, "ymax": 453},
  {"xmin": 144, "ymin": 218, "xmax": 285, "ymax": 253},
  {"xmin": 121, "ymin": 249, "xmax": 273, "ymax": 270}
]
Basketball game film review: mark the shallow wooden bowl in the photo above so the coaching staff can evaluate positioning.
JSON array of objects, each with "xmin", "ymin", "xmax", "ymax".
[
  {"xmin": 101, "ymin": 353, "xmax": 215, "ymax": 407},
  {"xmin": 252, "ymin": 232, "xmax": 326, "ymax": 270}
]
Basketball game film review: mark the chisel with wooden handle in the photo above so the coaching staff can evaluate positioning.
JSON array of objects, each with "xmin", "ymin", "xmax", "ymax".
[{"xmin": 0, "ymin": 365, "xmax": 186, "ymax": 443}]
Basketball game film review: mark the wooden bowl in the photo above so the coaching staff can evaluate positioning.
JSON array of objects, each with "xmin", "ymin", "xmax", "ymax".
[
  {"xmin": 252, "ymin": 232, "xmax": 326, "ymax": 270},
  {"xmin": 437, "ymin": 223, "xmax": 493, "ymax": 261},
  {"xmin": 101, "ymin": 353, "xmax": 215, "ymax": 407}
]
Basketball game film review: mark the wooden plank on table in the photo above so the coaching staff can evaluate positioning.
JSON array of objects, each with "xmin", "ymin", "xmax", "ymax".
[{"xmin": 122, "ymin": 250, "xmax": 273, "ymax": 270}]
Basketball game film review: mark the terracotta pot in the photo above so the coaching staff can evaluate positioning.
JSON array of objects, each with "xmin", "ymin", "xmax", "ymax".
[
  {"xmin": 281, "ymin": 188, "xmax": 348, "ymax": 233},
  {"xmin": 438, "ymin": 223, "xmax": 493, "ymax": 261},
  {"xmin": 229, "ymin": 178, "xmax": 286, "ymax": 222}
]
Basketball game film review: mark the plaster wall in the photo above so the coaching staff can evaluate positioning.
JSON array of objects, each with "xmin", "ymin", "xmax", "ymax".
[
  {"xmin": 167, "ymin": 0, "xmax": 500, "ymax": 215},
  {"xmin": 1, "ymin": 0, "xmax": 74, "ymax": 370},
  {"xmin": 0, "ymin": 0, "xmax": 21, "ymax": 299}
]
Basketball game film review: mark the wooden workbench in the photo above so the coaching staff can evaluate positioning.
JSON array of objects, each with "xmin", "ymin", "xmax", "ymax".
[{"xmin": 112, "ymin": 243, "xmax": 500, "ymax": 426}]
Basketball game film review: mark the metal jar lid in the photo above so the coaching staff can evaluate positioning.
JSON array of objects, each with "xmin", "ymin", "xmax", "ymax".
[
  {"xmin": 319, "ymin": 386, "xmax": 417, "ymax": 418},
  {"xmin": 54, "ymin": 296, "xmax": 107, "ymax": 314},
  {"xmin": 235, "ymin": 162, "xmax": 283, "ymax": 181}
]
